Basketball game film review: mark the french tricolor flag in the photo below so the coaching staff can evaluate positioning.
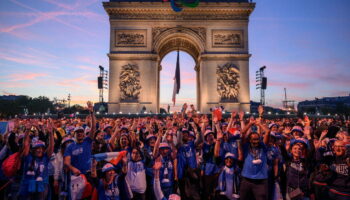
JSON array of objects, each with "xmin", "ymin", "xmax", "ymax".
[
  {"xmin": 172, "ymin": 50, "xmax": 181, "ymax": 106},
  {"xmin": 92, "ymin": 151, "xmax": 127, "ymax": 165}
]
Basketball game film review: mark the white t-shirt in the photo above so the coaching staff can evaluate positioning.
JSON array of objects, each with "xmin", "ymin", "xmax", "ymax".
[{"xmin": 126, "ymin": 161, "xmax": 147, "ymax": 194}]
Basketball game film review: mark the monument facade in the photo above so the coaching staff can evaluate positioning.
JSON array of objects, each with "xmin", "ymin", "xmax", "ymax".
[{"xmin": 104, "ymin": 0, "xmax": 255, "ymax": 113}]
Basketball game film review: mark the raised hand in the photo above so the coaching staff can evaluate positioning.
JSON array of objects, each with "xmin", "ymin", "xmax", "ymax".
[
  {"xmin": 320, "ymin": 129, "xmax": 328, "ymax": 139},
  {"xmin": 255, "ymin": 117, "xmax": 261, "ymax": 125},
  {"xmin": 153, "ymin": 157, "xmax": 162, "ymax": 170},
  {"xmin": 283, "ymin": 126, "xmax": 291, "ymax": 135},
  {"xmin": 213, "ymin": 116, "xmax": 218, "ymax": 124},
  {"xmin": 231, "ymin": 111, "xmax": 237, "ymax": 119},
  {"xmin": 249, "ymin": 116, "xmax": 255, "ymax": 124},
  {"xmin": 304, "ymin": 115, "xmax": 311, "ymax": 126},
  {"xmin": 239, "ymin": 111, "xmax": 244, "ymax": 121},
  {"xmin": 87, "ymin": 101, "xmax": 93, "ymax": 112},
  {"xmin": 258, "ymin": 105, "xmax": 264, "ymax": 116}
]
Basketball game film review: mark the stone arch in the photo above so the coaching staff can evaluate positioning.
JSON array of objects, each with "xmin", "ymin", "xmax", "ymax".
[
  {"xmin": 104, "ymin": 1, "xmax": 254, "ymax": 114},
  {"xmin": 153, "ymin": 28, "xmax": 205, "ymax": 111},
  {"xmin": 153, "ymin": 26, "xmax": 205, "ymax": 63}
]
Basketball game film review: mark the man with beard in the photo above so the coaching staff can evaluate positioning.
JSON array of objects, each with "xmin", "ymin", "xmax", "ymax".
[{"xmin": 64, "ymin": 102, "xmax": 96, "ymax": 199}]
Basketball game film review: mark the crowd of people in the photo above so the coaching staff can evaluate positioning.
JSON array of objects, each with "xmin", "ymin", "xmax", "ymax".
[{"xmin": 0, "ymin": 102, "xmax": 349, "ymax": 200}]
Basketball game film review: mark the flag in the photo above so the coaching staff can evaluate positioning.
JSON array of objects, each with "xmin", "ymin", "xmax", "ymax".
[
  {"xmin": 172, "ymin": 50, "xmax": 181, "ymax": 106},
  {"xmin": 0, "ymin": 122, "xmax": 8, "ymax": 135},
  {"xmin": 92, "ymin": 151, "xmax": 127, "ymax": 165},
  {"xmin": 213, "ymin": 107, "xmax": 223, "ymax": 121},
  {"xmin": 70, "ymin": 174, "xmax": 93, "ymax": 200}
]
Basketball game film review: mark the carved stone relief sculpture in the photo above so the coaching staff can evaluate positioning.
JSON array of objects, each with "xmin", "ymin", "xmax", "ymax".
[
  {"xmin": 217, "ymin": 63, "xmax": 240, "ymax": 102},
  {"xmin": 212, "ymin": 30, "xmax": 243, "ymax": 48},
  {"xmin": 120, "ymin": 64, "xmax": 141, "ymax": 102},
  {"xmin": 115, "ymin": 29, "xmax": 146, "ymax": 47}
]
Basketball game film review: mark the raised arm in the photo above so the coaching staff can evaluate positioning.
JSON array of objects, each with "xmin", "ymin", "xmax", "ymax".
[
  {"xmin": 303, "ymin": 116, "xmax": 312, "ymax": 140},
  {"xmin": 46, "ymin": 119, "xmax": 55, "ymax": 157},
  {"xmin": 87, "ymin": 101, "xmax": 96, "ymax": 140},
  {"xmin": 226, "ymin": 111, "xmax": 236, "ymax": 132},
  {"xmin": 256, "ymin": 118, "xmax": 270, "ymax": 145},
  {"xmin": 109, "ymin": 122, "xmax": 121, "ymax": 150},
  {"xmin": 153, "ymin": 158, "xmax": 164, "ymax": 200},
  {"xmin": 21, "ymin": 123, "xmax": 31, "ymax": 157},
  {"xmin": 214, "ymin": 123, "xmax": 223, "ymax": 157},
  {"xmin": 239, "ymin": 111, "xmax": 245, "ymax": 130},
  {"xmin": 237, "ymin": 139, "xmax": 243, "ymax": 161},
  {"xmin": 241, "ymin": 117, "xmax": 254, "ymax": 144},
  {"xmin": 153, "ymin": 129, "xmax": 163, "ymax": 158},
  {"xmin": 193, "ymin": 122, "xmax": 203, "ymax": 146}
]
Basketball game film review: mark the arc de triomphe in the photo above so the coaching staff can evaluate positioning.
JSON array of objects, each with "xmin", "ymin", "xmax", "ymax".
[{"xmin": 104, "ymin": 0, "xmax": 255, "ymax": 114}]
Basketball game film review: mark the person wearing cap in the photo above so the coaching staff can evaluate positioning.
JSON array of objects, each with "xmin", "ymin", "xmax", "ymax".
[
  {"xmin": 239, "ymin": 106, "xmax": 271, "ymax": 200},
  {"xmin": 64, "ymin": 102, "xmax": 96, "ymax": 177},
  {"xmin": 266, "ymin": 125, "xmax": 283, "ymax": 200},
  {"xmin": 284, "ymin": 140, "xmax": 313, "ymax": 200},
  {"xmin": 103, "ymin": 124, "xmax": 113, "ymax": 141},
  {"xmin": 216, "ymin": 153, "xmax": 240, "ymax": 200},
  {"xmin": 154, "ymin": 131, "xmax": 176, "ymax": 199},
  {"xmin": 153, "ymin": 158, "xmax": 181, "ymax": 200},
  {"xmin": 291, "ymin": 126, "xmax": 305, "ymax": 140},
  {"xmin": 201, "ymin": 126, "xmax": 220, "ymax": 200},
  {"xmin": 217, "ymin": 112, "xmax": 244, "ymax": 164},
  {"xmin": 215, "ymin": 118, "xmax": 242, "ymax": 200},
  {"xmin": 19, "ymin": 120, "xmax": 54, "ymax": 200},
  {"xmin": 143, "ymin": 133, "xmax": 157, "ymax": 200},
  {"xmin": 91, "ymin": 155, "xmax": 132, "ymax": 200},
  {"xmin": 311, "ymin": 133, "xmax": 334, "ymax": 200},
  {"xmin": 176, "ymin": 124, "xmax": 201, "ymax": 200}
]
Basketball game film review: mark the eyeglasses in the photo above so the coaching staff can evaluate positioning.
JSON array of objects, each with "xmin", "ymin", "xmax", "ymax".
[{"xmin": 334, "ymin": 145, "xmax": 345, "ymax": 148}]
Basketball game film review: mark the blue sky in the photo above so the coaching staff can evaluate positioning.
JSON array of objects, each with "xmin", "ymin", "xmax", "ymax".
[{"xmin": 0, "ymin": 0, "xmax": 349, "ymax": 108}]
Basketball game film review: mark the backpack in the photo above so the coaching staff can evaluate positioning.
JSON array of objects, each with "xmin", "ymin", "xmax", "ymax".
[{"xmin": 2, "ymin": 152, "xmax": 21, "ymax": 177}]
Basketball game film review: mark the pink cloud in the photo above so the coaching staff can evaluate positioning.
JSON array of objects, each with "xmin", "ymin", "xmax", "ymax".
[
  {"xmin": 182, "ymin": 77, "xmax": 196, "ymax": 84},
  {"xmin": 76, "ymin": 56, "xmax": 101, "ymax": 66},
  {"xmin": 9, "ymin": 0, "xmax": 96, "ymax": 36},
  {"xmin": 0, "ymin": 10, "xmax": 104, "ymax": 35},
  {"xmin": 43, "ymin": 0, "xmax": 100, "ymax": 11},
  {"xmin": 0, "ymin": 17, "xmax": 46, "ymax": 33},
  {"xmin": 0, "ymin": 49, "xmax": 57, "ymax": 69},
  {"xmin": 2, "ymin": 91, "xmax": 16, "ymax": 95},
  {"xmin": 0, "ymin": 82, "xmax": 29, "ymax": 88},
  {"xmin": 268, "ymin": 79, "xmax": 311, "ymax": 89},
  {"xmin": 182, "ymin": 71, "xmax": 195, "ymax": 77},
  {"xmin": 75, "ymin": 65, "xmax": 97, "ymax": 71},
  {"xmin": 56, "ymin": 75, "xmax": 96, "ymax": 88},
  {"xmin": 259, "ymin": 58, "xmax": 350, "ymax": 89},
  {"xmin": 7, "ymin": 73, "xmax": 48, "ymax": 82}
]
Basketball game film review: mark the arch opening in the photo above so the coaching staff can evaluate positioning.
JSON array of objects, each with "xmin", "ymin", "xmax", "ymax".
[{"xmin": 159, "ymin": 50, "xmax": 197, "ymax": 113}]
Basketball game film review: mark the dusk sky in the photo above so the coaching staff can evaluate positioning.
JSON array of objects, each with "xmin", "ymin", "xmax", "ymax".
[{"xmin": 0, "ymin": 0, "xmax": 349, "ymax": 109}]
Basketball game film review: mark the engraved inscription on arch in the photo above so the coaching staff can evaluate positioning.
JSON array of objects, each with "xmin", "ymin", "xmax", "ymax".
[{"xmin": 115, "ymin": 29, "xmax": 147, "ymax": 47}]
